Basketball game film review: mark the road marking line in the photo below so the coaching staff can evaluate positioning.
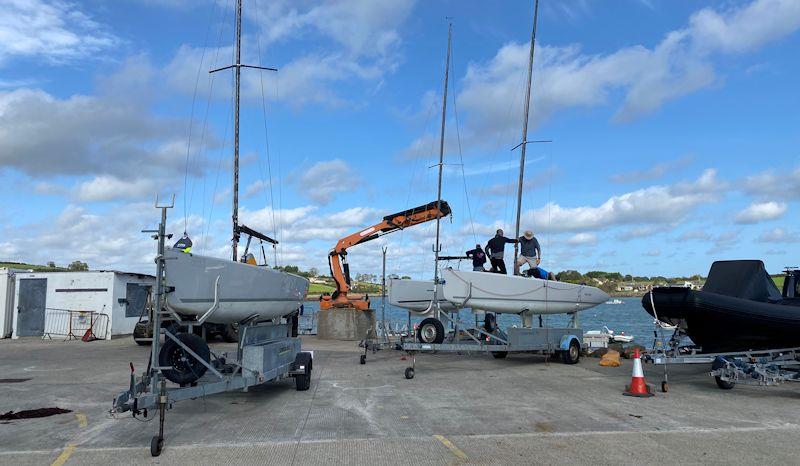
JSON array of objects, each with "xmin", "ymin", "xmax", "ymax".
[
  {"xmin": 433, "ymin": 434, "xmax": 468, "ymax": 461},
  {"xmin": 51, "ymin": 444, "xmax": 76, "ymax": 466},
  {"xmin": 75, "ymin": 413, "xmax": 87, "ymax": 428}
]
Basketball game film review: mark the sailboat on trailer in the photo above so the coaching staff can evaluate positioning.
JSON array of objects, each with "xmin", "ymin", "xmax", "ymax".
[
  {"xmin": 391, "ymin": 2, "xmax": 608, "ymax": 321},
  {"xmin": 165, "ymin": 0, "xmax": 308, "ymax": 325}
]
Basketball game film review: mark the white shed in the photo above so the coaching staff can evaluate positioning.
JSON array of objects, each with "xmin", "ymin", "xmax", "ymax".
[{"xmin": 11, "ymin": 271, "xmax": 155, "ymax": 340}]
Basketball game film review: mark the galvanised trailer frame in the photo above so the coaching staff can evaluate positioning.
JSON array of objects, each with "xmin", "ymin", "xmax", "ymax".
[
  {"xmin": 111, "ymin": 199, "xmax": 312, "ymax": 457},
  {"xmin": 646, "ymin": 346, "xmax": 800, "ymax": 390},
  {"xmin": 400, "ymin": 310, "xmax": 582, "ymax": 379}
]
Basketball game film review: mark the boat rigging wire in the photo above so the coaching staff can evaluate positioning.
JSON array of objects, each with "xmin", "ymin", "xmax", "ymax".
[
  {"xmin": 202, "ymin": 75, "xmax": 234, "ymax": 254},
  {"xmin": 182, "ymin": 0, "xmax": 225, "ymax": 233},
  {"xmin": 253, "ymin": 0, "xmax": 280, "ymax": 265},
  {"xmin": 448, "ymin": 40, "xmax": 476, "ymax": 244}
]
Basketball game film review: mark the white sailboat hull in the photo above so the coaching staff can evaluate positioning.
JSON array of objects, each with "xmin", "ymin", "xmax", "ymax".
[
  {"xmin": 164, "ymin": 248, "xmax": 309, "ymax": 324},
  {"xmin": 388, "ymin": 278, "xmax": 457, "ymax": 314},
  {"xmin": 441, "ymin": 269, "xmax": 609, "ymax": 315}
]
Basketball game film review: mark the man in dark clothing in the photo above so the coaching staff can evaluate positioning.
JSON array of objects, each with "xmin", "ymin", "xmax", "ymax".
[
  {"xmin": 485, "ymin": 229, "xmax": 517, "ymax": 274},
  {"xmin": 465, "ymin": 244, "xmax": 488, "ymax": 272}
]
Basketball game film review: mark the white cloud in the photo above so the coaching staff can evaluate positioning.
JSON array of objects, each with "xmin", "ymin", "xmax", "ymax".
[
  {"xmin": 644, "ymin": 249, "xmax": 661, "ymax": 257},
  {"xmin": 74, "ymin": 176, "xmax": 158, "ymax": 202},
  {"xmin": 617, "ymin": 226, "xmax": 659, "ymax": 241},
  {"xmin": 295, "ymin": 159, "xmax": 358, "ymax": 205},
  {"xmin": 520, "ymin": 169, "xmax": 725, "ymax": 233},
  {"xmin": 164, "ymin": 0, "xmax": 417, "ymax": 108},
  {"xmin": 743, "ymin": 166, "xmax": 800, "ymax": 200},
  {"xmin": 758, "ymin": 228, "xmax": 799, "ymax": 243},
  {"xmin": 707, "ymin": 230, "xmax": 740, "ymax": 254},
  {"xmin": 609, "ymin": 155, "xmax": 693, "ymax": 183},
  {"xmin": 443, "ymin": 0, "xmax": 800, "ymax": 149},
  {"xmin": 567, "ymin": 232, "xmax": 597, "ymax": 246},
  {"xmin": 0, "ymin": 0, "xmax": 118, "ymax": 65},
  {"xmin": 678, "ymin": 229, "xmax": 712, "ymax": 241},
  {"xmin": 735, "ymin": 201, "xmax": 787, "ymax": 224}
]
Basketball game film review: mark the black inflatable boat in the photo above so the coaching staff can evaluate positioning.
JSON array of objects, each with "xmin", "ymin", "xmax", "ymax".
[{"xmin": 642, "ymin": 260, "xmax": 800, "ymax": 353}]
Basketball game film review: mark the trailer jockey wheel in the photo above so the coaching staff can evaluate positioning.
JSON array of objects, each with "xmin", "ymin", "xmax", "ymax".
[
  {"xmin": 417, "ymin": 318, "xmax": 445, "ymax": 344},
  {"xmin": 151, "ymin": 436, "xmax": 163, "ymax": 457},
  {"xmin": 159, "ymin": 333, "xmax": 210, "ymax": 385}
]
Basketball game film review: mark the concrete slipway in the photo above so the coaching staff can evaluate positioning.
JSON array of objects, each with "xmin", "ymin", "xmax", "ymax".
[{"xmin": 0, "ymin": 336, "xmax": 798, "ymax": 465}]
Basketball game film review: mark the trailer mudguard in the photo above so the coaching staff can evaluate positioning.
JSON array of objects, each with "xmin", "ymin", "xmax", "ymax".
[{"xmin": 560, "ymin": 335, "xmax": 580, "ymax": 351}]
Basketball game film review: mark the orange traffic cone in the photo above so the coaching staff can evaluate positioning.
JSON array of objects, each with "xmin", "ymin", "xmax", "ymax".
[{"xmin": 623, "ymin": 347, "xmax": 653, "ymax": 397}]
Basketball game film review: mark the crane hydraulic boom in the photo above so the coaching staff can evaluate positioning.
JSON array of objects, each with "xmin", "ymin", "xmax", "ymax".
[{"xmin": 320, "ymin": 200, "xmax": 452, "ymax": 311}]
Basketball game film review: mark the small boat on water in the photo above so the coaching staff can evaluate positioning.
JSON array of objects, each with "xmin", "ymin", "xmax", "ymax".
[
  {"xmin": 605, "ymin": 299, "xmax": 624, "ymax": 305},
  {"xmin": 584, "ymin": 326, "xmax": 634, "ymax": 344},
  {"xmin": 642, "ymin": 260, "xmax": 800, "ymax": 352}
]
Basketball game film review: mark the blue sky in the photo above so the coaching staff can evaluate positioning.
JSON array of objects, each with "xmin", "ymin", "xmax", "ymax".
[{"xmin": 0, "ymin": 0, "xmax": 798, "ymax": 279}]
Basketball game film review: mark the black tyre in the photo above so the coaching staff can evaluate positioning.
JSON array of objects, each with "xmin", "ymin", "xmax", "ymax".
[
  {"xmin": 715, "ymin": 376, "xmax": 735, "ymax": 390},
  {"xmin": 360, "ymin": 354, "xmax": 366, "ymax": 365},
  {"xmin": 221, "ymin": 324, "xmax": 238, "ymax": 343},
  {"xmin": 296, "ymin": 372, "xmax": 311, "ymax": 391},
  {"xmin": 417, "ymin": 318, "xmax": 445, "ymax": 344},
  {"xmin": 404, "ymin": 367, "xmax": 415, "ymax": 379},
  {"xmin": 484, "ymin": 313, "xmax": 498, "ymax": 333},
  {"xmin": 560, "ymin": 339, "xmax": 580, "ymax": 365},
  {"xmin": 150, "ymin": 436, "xmax": 163, "ymax": 457},
  {"xmin": 492, "ymin": 351, "xmax": 508, "ymax": 359},
  {"xmin": 159, "ymin": 333, "xmax": 210, "ymax": 385}
]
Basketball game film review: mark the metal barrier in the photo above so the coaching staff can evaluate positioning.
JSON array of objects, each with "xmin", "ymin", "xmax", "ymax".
[{"xmin": 43, "ymin": 308, "xmax": 110, "ymax": 341}]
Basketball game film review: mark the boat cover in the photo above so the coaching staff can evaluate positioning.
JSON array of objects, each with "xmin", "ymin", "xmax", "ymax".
[{"xmin": 702, "ymin": 260, "xmax": 781, "ymax": 302}]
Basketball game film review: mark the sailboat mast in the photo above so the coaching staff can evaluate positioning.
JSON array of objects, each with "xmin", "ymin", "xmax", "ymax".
[
  {"xmin": 232, "ymin": 0, "xmax": 243, "ymax": 261},
  {"xmin": 434, "ymin": 23, "xmax": 452, "ymax": 289},
  {"xmin": 513, "ymin": 0, "xmax": 539, "ymax": 269}
]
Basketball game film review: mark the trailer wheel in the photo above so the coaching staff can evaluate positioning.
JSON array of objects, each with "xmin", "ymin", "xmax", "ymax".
[
  {"xmin": 221, "ymin": 324, "xmax": 238, "ymax": 343},
  {"xmin": 715, "ymin": 376, "xmax": 735, "ymax": 390},
  {"xmin": 492, "ymin": 351, "xmax": 508, "ymax": 359},
  {"xmin": 295, "ymin": 371, "xmax": 311, "ymax": 391},
  {"xmin": 560, "ymin": 339, "xmax": 580, "ymax": 365},
  {"xmin": 417, "ymin": 318, "xmax": 445, "ymax": 344},
  {"xmin": 150, "ymin": 436, "xmax": 163, "ymax": 457},
  {"xmin": 404, "ymin": 367, "xmax": 415, "ymax": 379},
  {"xmin": 159, "ymin": 333, "xmax": 210, "ymax": 385}
]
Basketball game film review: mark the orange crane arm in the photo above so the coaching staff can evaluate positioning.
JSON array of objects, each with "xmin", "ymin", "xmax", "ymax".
[{"xmin": 327, "ymin": 200, "xmax": 451, "ymax": 301}]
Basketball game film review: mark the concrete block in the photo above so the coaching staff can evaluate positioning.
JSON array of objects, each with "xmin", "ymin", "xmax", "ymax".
[{"xmin": 316, "ymin": 308, "xmax": 376, "ymax": 341}]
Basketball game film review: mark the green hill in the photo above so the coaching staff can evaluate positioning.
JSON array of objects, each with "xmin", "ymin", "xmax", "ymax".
[{"xmin": 0, "ymin": 261, "xmax": 67, "ymax": 272}]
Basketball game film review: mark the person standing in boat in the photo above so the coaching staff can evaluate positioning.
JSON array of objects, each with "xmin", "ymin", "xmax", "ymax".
[
  {"xmin": 465, "ymin": 244, "xmax": 488, "ymax": 272},
  {"xmin": 515, "ymin": 230, "xmax": 541, "ymax": 276},
  {"xmin": 485, "ymin": 229, "xmax": 517, "ymax": 274}
]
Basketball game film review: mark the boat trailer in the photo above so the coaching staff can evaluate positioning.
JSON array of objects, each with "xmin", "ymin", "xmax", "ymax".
[
  {"xmin": 646, "ymin": 345, "xmax": 800, "ymax": 390},
  {"xmin": 111, "ymin": 200, "xmax": 312, "ymax": 457},
  {"xmin": 399, "ymin": 309, "xmax": 582, "ymax": 379}
]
